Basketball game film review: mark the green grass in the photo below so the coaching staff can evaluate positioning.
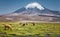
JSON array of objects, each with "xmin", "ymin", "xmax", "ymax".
[{"xmin": 0, "ymin": 22, "xmax": 60, "ymax": 37}]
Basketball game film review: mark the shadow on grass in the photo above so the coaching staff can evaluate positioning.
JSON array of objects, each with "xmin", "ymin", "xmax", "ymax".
[{"xmin": 0, "ymin": 32, "xmax": 60, "ymax": 37}]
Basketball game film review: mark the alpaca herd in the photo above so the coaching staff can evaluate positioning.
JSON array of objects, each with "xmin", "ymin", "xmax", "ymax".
[{"xmin": 3, "ymin": 22, "xmax": 35, "ymax": 30}]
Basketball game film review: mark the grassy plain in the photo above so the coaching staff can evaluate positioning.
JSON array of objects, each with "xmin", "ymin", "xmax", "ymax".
[{"xmin": 0, "ymin": 22, "xmax": 60, "ymax": 37}]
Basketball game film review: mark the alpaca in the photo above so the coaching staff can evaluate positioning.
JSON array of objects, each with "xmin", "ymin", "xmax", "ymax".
[
  {"xmin": 22, "ymin": 23, "xmax": 25, "ymax": 26},
  {"xmin": 3, "ymin": 24, "xmax": 12, "ymax": 30},
  {"xmin": 32, "ymin": 23, "xmax": 35, "ymax": 26}
]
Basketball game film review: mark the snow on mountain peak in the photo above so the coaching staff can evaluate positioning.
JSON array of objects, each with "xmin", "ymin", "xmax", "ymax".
[{"xmin": 25, "ymin": 2, "xmax": 44, "ymax": 10}]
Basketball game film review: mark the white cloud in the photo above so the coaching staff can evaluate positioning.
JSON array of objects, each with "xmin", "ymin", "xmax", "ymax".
[{"xmin": 25, "ymin": 2, "xmax": 44, "ymax": 10}]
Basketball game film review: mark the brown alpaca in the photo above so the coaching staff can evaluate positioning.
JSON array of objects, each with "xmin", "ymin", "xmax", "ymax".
[
  {"xmin": 25, "ymin": 23, "xmax": 28, "ymax": 25},
  {"xmin": 3, "ymin": 24, "xmax": 12, "ymax": 30},
  {"xmin": 32, "ymin": 23, "xmax": 35, "ymax": 26},
  {"xmin": 22, "ymin": 23, "xmax": 25, "ymax": 26}
]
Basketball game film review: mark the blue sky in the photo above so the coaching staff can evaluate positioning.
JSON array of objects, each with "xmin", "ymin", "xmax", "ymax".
[{"xmin": 0, "ymin": 0, "xmax": 60, "ymax": 15}]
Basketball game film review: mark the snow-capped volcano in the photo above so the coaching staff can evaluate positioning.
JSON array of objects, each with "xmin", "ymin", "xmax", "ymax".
[
  {"xmin": 0, "ymin": 2, "xmax": 60, "ymax": 22},
  {"xmin": 25, "ymin": 2, "xmax": 44, "ymax": 10}
]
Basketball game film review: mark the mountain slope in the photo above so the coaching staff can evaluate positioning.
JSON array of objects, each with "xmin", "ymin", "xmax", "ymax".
[{"xmin": 0, "ymin": 2, "xmax": 60, "ymax": 22}]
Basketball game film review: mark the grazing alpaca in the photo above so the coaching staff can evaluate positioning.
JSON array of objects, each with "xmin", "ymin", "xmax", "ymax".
[
  {"xmin": 25, "ymin": 23, "xmax": 28, "ymax": 25},
  {"xmin": 22, "ymin": 23, "xmax": 25, "ymax": 26},
  {"xmin": 3, "ymin": 24, "xmax": 12, "ymax": 30},
  {"xmin": 32, "ymin": 23, "xmax": 35, "ymax": 26}
]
